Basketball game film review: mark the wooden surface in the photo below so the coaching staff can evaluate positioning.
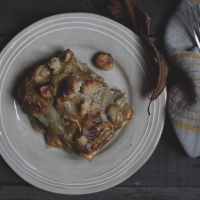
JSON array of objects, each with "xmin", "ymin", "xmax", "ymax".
[{"xmin": 1, "ymin": 0, "xmax": 200, "ymax": 199}]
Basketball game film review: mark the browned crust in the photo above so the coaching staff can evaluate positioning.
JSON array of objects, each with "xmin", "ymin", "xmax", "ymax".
[
  {"xmin": 17, "ymin": 49, "xmax": 133, "ymax": 161},
  {"xmin": 46, "ymin": 133, "xmax": 63, "ymax": 148}
]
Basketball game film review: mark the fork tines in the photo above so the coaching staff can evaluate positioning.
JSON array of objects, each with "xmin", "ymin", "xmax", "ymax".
[{"xmin": 186, "ymin": 3, "xmax": 200, "ymax": 50}]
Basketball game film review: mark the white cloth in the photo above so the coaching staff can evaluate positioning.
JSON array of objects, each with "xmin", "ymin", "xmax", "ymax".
[{"xmin": 164, "ymin": 0, "xmax": 200, "ymax": 157}]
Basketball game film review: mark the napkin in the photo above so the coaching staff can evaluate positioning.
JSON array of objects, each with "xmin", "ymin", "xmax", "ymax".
[{"xmin": 164, "ymin": 0, "xmax": 200, "ymax": 157}]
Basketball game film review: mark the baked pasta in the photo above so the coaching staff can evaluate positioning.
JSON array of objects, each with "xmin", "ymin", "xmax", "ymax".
[{"xmin": 17, "ymin": 49, "xmax": 133, "ymax": 161}]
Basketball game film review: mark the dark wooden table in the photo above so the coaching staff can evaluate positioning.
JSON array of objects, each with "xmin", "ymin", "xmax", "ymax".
[{"xmin": 1, "ymin": 0, "xmax": 200, "ymax": 199}]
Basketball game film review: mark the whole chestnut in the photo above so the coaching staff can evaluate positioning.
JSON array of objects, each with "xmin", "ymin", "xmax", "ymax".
[{"xmin": 95, "ymin": 53, "xmax": 114, "ymax": 71}]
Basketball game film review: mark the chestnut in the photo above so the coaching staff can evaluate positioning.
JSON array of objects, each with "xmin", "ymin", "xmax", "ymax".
[{"xmin": 95, "ymin": 53, "xmax": 114, "ymax": 71}]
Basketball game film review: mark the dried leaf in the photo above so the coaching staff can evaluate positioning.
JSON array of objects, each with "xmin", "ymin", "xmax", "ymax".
[
  {"xmin": 124, "ymin": 0, "xmax": 138, "ymax": 32},
  {"xmin": 127, "ymin": 4, "xmax": 168, "ymax": 114},
  {"xmin": 108, "ymin": 0, "xmax": 168, "ymax": 114},
  {"xmin": 107, "ymin": 0, "xmax": 126, "ymax": 19},
  {"xmin": 134, "ymin": 6, "xmax": 150, "ymax": 36},
  {"xmin": 148, "ymin": 43, "xmax": 168, "ymax": 97}
]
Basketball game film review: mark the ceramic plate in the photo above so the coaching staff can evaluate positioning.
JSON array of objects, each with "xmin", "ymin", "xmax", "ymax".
[{"xmin": 0, "ymin": 13, "xmax": 166, "ymax": 194}]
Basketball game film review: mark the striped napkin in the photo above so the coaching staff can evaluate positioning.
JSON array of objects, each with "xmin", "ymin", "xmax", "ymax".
[{"xmin": 164, "ymin": 0, "xmax": 200, "ymax": 158}]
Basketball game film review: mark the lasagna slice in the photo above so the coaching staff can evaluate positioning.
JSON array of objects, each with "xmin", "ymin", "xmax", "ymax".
[{"xmin": 17, "ymin": 49, "xmax": 133, "ymax": 161}]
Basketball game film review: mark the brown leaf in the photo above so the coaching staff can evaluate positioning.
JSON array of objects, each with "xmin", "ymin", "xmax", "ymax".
[
  {"xmin": 134, "ymin": 6, "xmax": 150, "ymax": 36},
  {"xmin": 147, "ymin": 43, "xmax": 168, "ymax": 114},
  {"xmin": 128, "ymin": 5, "xmax": 168, "ymax": 114},
  {"xmin": 124, "ymin": 0, "xmax": 138, "ymax": 32},
  {"xmin": 107, "ymin": 0, "xmax": 126, "ymax": 19},
  {"xmin": 149, "ymin": 44, "xmax": 168, "ymax": 98},
  {"xmin": 108, "ymin": 0, "xmax": 168, "ymax": 114}
]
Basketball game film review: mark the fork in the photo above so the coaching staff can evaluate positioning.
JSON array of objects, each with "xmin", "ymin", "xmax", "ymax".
[{"xmin": 186, "ymin": 4, "xmax": 200, "ymax": 50}]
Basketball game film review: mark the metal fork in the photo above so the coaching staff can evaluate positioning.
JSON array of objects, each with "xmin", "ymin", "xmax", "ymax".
[{"xmin": 186, "ymin": 4, "xmax": 200, "ymax": 50}]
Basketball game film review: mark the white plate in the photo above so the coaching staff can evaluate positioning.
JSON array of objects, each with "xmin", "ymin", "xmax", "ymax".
[{"xmin": 0, "ymin": 13, "xmax": 166, "ymax": 194}]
